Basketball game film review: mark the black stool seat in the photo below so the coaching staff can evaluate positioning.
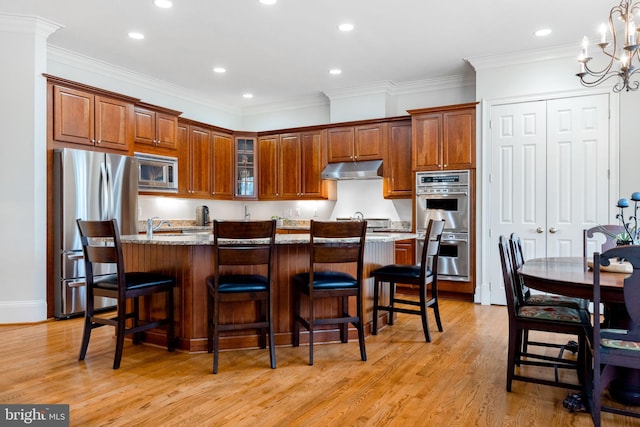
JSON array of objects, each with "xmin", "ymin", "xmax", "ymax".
[
  {"xmin": 293, "ymin": 271, "xmax": 358, "ymax": 289},
  {"xmin": 94, "ymin": 272, "xmax": 175, "ymax": 290},
  {"xmin": 371, "ymin": 264, "xmax": 432, "ymax": 279},
  {"xmin": 211, "ymin": 274, "xmax": 268, "ymax": 293}
]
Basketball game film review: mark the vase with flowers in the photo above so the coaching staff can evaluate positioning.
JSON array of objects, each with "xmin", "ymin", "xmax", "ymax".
[{"xmin": 612, "ymin": 192, "xmax": 640, "ymax": 245}]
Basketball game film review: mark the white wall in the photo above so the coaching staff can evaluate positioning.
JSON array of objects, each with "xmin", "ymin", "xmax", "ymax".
[{"xmin": 0, "ymin": 15, "xmax": 60, "ymax": 323}]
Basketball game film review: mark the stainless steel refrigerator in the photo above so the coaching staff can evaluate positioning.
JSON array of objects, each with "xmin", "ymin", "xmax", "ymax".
[{"xmin": 53, "ymin": 148, "xmax": 139, "ymax": 318}]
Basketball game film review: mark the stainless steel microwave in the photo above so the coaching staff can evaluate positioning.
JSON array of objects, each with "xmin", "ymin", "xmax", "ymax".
[{"xmin": 134, "ymin": 152, "xmax": 178, "ymax": 192}]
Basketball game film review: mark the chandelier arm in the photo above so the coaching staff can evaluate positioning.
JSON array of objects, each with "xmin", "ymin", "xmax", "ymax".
[{"xmin": 576, "ymin": 0, "xmax": 640, "ymax": 92}]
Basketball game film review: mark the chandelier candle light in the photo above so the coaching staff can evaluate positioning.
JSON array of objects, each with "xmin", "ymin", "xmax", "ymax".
[{"xmin": 577, "ymin": 0, "xmax": 640, "ymax": 92}]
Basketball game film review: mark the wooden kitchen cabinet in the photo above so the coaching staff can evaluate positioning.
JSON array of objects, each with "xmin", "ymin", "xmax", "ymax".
[
  {"xmin": 327, "ymin": 123, "xmax": 385, "ymax": 163},
  {"xmin": 395, "ymin": 239, "xmax": 415, "ymax": 264},
  {"xmin": 235, "ymin": 136, "xmax": 257, "ymax": 199},
  {"xmin": 258, "ymin": 130, "xmax": 326, "ymax": 200},
  {"xmin": 409, "ymin": 103, "xmax": 477, "ymax": 171},
  {"xmin": 211, "ymin": 131, "xmax": 234, "ymax": 199},
  {"xmin": 177, "ymin": 122, "xmax": 212, "ymax": 198},
  {"xmin": 384, "ymin": 119, "xmax": 412, "ymax": 198},
  {"xmin": 52, "ymin": 84, "xmax": 135, "ymax": 152},
  {"xmin": 133, "ymin": 103, "xmax": 180, "ymax": 152},
  {"xmin": 258, "ymin": 134, "xmax": 280, "ymax": 199}
]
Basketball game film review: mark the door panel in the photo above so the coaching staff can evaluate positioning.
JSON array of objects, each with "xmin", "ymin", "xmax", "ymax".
[
  {"xmin": 490, "ymin": 101, "xmax": 547, "ymax": 305},
  {"xmin": 546, "ymin": 95, "xmax": 610, "ymax": 257}
]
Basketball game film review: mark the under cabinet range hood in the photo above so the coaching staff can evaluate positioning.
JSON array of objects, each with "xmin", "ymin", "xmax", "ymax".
[{"xmin": 320, "ymin": 160, "xmax": 383, "ymax": 180}]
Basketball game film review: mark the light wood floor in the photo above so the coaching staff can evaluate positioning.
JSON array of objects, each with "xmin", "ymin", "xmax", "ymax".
[{"xmin": 1, "ymin": 299, "xmax": 638, "ymax": 426}]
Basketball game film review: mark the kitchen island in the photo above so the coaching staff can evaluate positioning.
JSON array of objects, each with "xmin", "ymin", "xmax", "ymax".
[{"xmin": 120, "ymin": 232, "xmax": 414, "ymax": 352}]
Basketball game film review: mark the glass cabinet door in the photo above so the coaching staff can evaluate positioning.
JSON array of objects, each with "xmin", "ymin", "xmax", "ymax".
[{"xmin": 235, "ymin": 137, "xmax": 256, "ymax": 198}]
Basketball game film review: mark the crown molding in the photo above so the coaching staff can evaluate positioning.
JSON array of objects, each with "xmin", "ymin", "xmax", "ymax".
[
  {"xmin": 241, "ymin": 93, "xmax": 329, "ymax": 117},
  {"xmin": 466, "ymin": 43, "xmax": 578, "ymax": 71},
  {"xmin": 392, "ymin": 74, "xmax": 475, "ymax": 95},
  {"xmin": 323, "ymin": 81, "xmax": 397, "ymax": 101},
  {"xmin": 47, "ymin": 45, "xmax": 241, "ymax": 116},
  {"xmin": 0, "ymin": 13, "xmax": 62, "ymax": 38},
  {"xmin": 323, "ymin": 74, "xmax": 475, "ymax": 101}
]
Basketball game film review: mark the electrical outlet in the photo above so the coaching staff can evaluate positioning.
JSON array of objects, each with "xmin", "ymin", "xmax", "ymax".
[{"xmin": 295, "ymin": 208, "xmax": 300, "ymax": 217}]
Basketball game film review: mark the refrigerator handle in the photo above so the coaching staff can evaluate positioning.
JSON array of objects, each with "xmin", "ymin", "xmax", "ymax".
[{"xmin": 100, "ymin": 161, "xmax": 109, "ymax": 220}]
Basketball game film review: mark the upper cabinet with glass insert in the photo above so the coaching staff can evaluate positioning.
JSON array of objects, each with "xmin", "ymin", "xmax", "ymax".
[{"xmin": 235, "ymin": 136, "xmax": 257, "ymax": 198}]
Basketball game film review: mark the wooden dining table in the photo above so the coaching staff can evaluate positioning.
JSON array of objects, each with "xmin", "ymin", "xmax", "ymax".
[
  {"xmin": 518, "ymin": 256, "xmax": 639, "ymax": 406},
  {"xmin": 518, "ymin": 256, "xmax": 626, "ymax": 304}
]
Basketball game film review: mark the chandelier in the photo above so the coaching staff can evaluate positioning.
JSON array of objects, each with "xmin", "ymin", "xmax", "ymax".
[{"xmin": 577, "ymin": 0, "xmax": 640, "ymax": 92}]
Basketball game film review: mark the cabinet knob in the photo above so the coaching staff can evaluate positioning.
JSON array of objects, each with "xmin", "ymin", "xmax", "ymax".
[
  {"xmin": 536, "ymin": 227, "xmax": 544, "ymax": 233},
  {"xmin": 549, "ymin": 227, "xmax": 558, "ymax": 234}
]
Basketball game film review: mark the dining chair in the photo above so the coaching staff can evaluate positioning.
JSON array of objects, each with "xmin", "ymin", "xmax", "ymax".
[
  {"xmin": 371, "ymin": 219, "xmax": 445, "ymax": 342},
  {"xmin": 292, "ymin": 220, "xmax": 367, "ymax": 366},
  {"xmin": 76, "ymin": 219, "xmax": 176, "ymax": 369},
  {"xmin": 509, "ymin": 233, "xmax": 587, "ymax": 353},
  {"xmin": 588, "ymin": 246, "xmax": 640, "ymax": 426},
  {"xmin": 583, "ymin": 225, "xmax": 626, "ymax": 258},
  {"xmin": 206, "ymin": 219, "xmax": 277, "ymax": 374},
  {"xmin": 498, "ymin": 235, "xmax": 590, "ymax": 391}
]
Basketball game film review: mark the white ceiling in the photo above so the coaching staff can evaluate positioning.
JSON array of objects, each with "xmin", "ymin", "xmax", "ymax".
[{"xmin": 0, "ymin": 0, "xmax": 612, "ymax": 111}]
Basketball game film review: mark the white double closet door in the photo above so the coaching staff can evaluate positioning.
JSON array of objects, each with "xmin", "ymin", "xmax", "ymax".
[{"xmin": 489, "ymin": 94, "xmax": 611, "ymax": 305}]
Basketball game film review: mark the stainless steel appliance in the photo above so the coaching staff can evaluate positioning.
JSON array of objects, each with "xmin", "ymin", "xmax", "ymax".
[
  {"xmin": 415, "ymin": 170, "xmax": 470, "ymax": 281},
  {"xmin": 134, "ymin": 152, "xmax": 178, "ymax": 192},
  {"xmin": 53, "ymin": 148, "xmax": 139, "ymax": 318}
]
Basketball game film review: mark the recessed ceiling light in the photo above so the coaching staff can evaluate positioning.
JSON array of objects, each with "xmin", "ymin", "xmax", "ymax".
[
  {"xmin": 213, "ymin": 67, "xmax": 226, "ymax": 74},
  {"xmin": 259, "ymin": 0, "xmax": 277, "ymax": 5},
  {"xmin": 153, "ymin": 0, "xmax": 173, "ymax": 8},
  {"xmin": 329, "ymin": 69, "xmax": 342, "ymax": 75},
  {"xmin": 128, "ymin": 32, "xmax": 145, "ymax": 40},
  {"xmin": 338, "ymin": 23, "xmax": 354, "ymax": 32},
  {"xmin": 534, "ymin": 28, "xmax": 552, "ymax": 37},
  {"xmin": 243, "ymin": 93, "xmax": 254, "ymax": 99}
]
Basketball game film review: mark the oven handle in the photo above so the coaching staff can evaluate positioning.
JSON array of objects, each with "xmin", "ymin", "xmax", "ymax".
[
  {"xmin": 441, "ymin": 237, "xmax": 468, "ymax": 243},
  {"xmin": 416, "ymin": 191, "xmax": 468, "ymax": 197}
]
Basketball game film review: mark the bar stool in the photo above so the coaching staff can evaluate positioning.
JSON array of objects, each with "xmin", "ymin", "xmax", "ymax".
[
  {"xmin": 206, "ymin": 219, "xmax": 276, "ymax": 374},
  {"xmin": 76, "ymin": 218, "xmax": 176, "ymax": 369},
  {"xmin": 292, "ymin": 220, "xmax": 367, "ymax": 365},
  {"xmin": 371, "ymin": 219, "xmax": 445, "ymax": 342}
]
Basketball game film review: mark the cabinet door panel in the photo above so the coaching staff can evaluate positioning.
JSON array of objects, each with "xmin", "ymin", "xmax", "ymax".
[
  {"xmin": 385, "ymin": 121, "xmax": 412, "ymax": 198},
  {"xmin": 354, "ymin": 124, "xmax": 384, "ymax": 160},
  {"xmin": 279, "ymin": 133, "xmax": 301, "ymax": 199},
  {"xmin": 190, "ymin": 126, "xmax": 211, "ymax": 197},
  {"xmin": 155, "ymin": 112, "xmax": 178, "ymax": 150},
  {"xmin": 53, "ymin": 86, "xmax": 94, "ymax": 146},
  {"xmin": 300, "ymin": 131, "xmax": 324, "ymax": 198},
  {"xmin": 94, "ymin": 96, "xmax": 130, "ymax": 151},
  {"xmin": 177, "ymin": 123, "xmax": 190, "ymax": 195},
  {"xmin": 412, "ymin": 113, "xmax": 442, "ymax": 170},
  {"xmin": 443, "ymin": 109, "xmax": 474, "ymax": 169},
  {"xmin": 133, "ymin": 108, "xmax": 156, "ymax": 146},
  {"xmin": 258, "ymin": 136, "xmax": 280, "ymax": 199},
  {"xmin": 211, "ymin": 132, "xmax": 233, "ymax": 198},
  {"xmin": 327, "ymin": 127, "xmax": 355, "ymax": 162}
]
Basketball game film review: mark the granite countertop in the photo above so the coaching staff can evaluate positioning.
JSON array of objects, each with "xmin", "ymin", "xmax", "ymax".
[
  {"xmin": 139, "ymin": 219, "xmax": 412, "ymax": 234},
  {"xmin": 121, "ymin": 232, "xmax": 416, "ymax": 246}
]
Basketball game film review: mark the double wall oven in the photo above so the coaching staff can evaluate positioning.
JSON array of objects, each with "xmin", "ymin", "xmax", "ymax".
[{"xmin": 415, "ymin": 170, "xmax": 470, "ymax": 282}]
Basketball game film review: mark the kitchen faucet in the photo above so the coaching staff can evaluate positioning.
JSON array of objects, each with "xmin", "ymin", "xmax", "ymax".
[
  {"xmin": 147, "ymin": 217, "xmax": 171, "ymax": 237},
  {"xmin": 353, "ymin": 211, "xmax": 364, "ymax": 221}
]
